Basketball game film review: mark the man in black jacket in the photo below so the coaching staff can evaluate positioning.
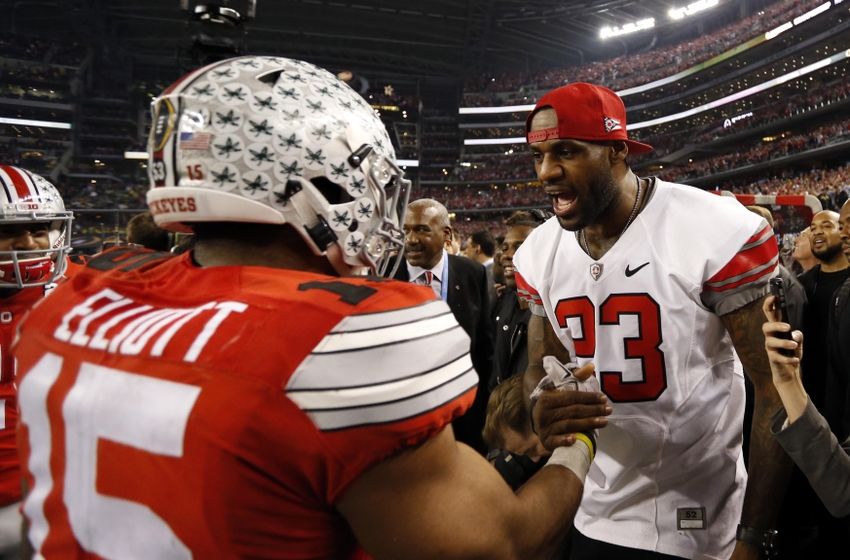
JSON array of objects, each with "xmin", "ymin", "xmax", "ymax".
[
  {"xmin": 490, "ymin": 210, "xmax": 550, "ymax": 390},
  {"xmin": 783, "ymin": 208, "xmax": 849, "ymax": 555},
  {"xmin": 826, "ymin": 200, "xmax": 850, "ymax": 444},
  {"xmin": 396, "ymin": 198, "xmax": 493, "ymax": 453}
]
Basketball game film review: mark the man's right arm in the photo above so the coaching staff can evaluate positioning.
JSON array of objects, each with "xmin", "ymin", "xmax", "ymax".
[
  {"xmin": 523, "ymin": 313, "xmax": 569, "ymax": 398},
  {"xmin": 336, "ymin": 424, "xmax": 604, "ymax": 559}
]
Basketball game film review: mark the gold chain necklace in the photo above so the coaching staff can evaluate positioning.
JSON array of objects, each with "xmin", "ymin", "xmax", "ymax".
[{"xmin": 579, "ymin": 176, "xmax": 643, "ymax": 260}]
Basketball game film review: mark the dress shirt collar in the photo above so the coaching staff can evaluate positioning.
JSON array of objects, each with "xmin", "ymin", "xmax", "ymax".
[{"xmin": 407, "ymin": 250, "xmax": 446, "ymax": 285}]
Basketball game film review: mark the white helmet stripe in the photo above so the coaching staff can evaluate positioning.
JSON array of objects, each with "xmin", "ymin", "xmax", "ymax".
[
  {"xmin": 0, "ymin": 168, "xmax": 16, "ymax": 203},
  {"xmin": 0, "ymin": 165, "xmax": 41, "ymax": 203},
  {"xmin": 4, "ymin": 165, "xmax": 37, "ymax": 200}
]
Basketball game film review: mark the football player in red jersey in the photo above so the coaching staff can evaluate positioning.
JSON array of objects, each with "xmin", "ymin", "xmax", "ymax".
[
  {"xmin": 0, "ymin": 165, "xmax": 72, "ymax": 557},
  {"xmin": 14, "ymin": 56, "xmax": 610, "ymax": 560}
]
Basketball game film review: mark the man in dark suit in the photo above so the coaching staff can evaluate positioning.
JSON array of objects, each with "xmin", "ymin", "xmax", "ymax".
[
  {"xmin": 464, "ymin": 229, "xmax": 498, "ymax": 305},
  {"xmin": 397, "ymin": 198, "xmax": 494, "ymax": 453}
]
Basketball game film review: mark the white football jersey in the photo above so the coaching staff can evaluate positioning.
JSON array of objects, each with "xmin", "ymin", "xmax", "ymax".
[{"xmin": 514, "ymin": 179, "xmax": 778, "ymax": 560}]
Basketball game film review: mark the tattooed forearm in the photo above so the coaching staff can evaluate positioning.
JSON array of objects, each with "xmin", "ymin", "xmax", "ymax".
[
  {"xmin": 523, "ymin": 314, "xmax": 571, "ymax": 399},
  {"xmin": 721, "ymin": 296, "xmax": 793, "ymax": 529},
  {"xmin": 723, "ymin": 297, "xmax": 774, "ymax": 391}
]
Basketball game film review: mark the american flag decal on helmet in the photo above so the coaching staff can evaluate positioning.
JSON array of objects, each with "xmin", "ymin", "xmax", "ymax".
[
  {"xmin": 179, "ymin": 131, "xmax": 213, "ymax": 150},
  {"xmin": 603, "ymin": 116, "xmax": 622, "ymax": 133}
]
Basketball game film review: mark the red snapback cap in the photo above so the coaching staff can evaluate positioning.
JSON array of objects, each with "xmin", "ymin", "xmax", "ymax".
[{"xmin": 525, "ymin": 82, "xmax": 653, "ymax": 154}]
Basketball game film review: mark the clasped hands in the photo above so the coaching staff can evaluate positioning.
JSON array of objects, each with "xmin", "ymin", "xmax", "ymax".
[{"xmin": 530, "ymin": 356, "xmax": 612, "ymax": 450}]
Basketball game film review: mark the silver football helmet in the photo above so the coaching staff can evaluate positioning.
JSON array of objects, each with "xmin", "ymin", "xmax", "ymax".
[
  {"xmin": 146, "ymin": 55, "xmax": 409, "ymax": 276},
  {"xmin": 0, "ymin": 165, "xmax": 72, "ymax": 288}
]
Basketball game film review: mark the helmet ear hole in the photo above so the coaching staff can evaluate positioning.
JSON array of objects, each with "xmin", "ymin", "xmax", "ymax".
[
  {"xmin": 256, "ymin": 69, "xmax": 285, "ymax": 85},
  {"xmin": 310, "ymin": 177, "xmax": 353, "ymax": 206}
]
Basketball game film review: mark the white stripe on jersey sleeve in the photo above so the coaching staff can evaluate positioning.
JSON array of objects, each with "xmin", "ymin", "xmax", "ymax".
[
  {"xmin": 285, "ymin": 299, "xmax": 477, "ymax": 430},
  {"xmin": 289, "ymin": 324, "xmax": 470, "ymax": 389},
  {"xmin": 294, "ymin": 369, "xmax": 477, "ymax": 431},
  {"xmin": 331, "ymin": 299, "xmax": 447, "ymax": 331},
  {"xmin": 314, "ymin": 310, "xmax": 458, "ymax": 354},
  {"xmin": 288, "ymin": 353, "xmax": 473, "ymax": 410},
  {"xmin": 704, "ymin": 255, "xmax": 777, "ymax": 289}
]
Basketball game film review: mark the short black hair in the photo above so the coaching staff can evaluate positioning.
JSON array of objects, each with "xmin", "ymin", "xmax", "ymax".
[
  {"xmin": 470, "ymin": 229, "xmax": 496, "ymax": 257},
  {"xmin": 505, "ymin": 209, "xmax": 551, "ymax": 228},
  {"xmin": 126, "ymin": 211, "xmax": 171, "ymax": 252}
]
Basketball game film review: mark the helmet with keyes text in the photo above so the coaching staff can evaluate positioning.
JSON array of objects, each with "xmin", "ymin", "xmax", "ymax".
[
  {"xmin": 146, "ymin": 55, "xmax": 410, "ymax": 276},
  {"xmin": 0, "ymin": 165, "xmax": 72, "ymax": 288}
]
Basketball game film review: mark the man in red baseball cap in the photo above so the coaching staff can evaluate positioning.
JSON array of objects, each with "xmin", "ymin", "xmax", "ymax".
[
  {"xmin": 513, "ymin": 82, "xmax": 791, "ymax": 559},
  {"xmin": 525, "ymin": 82, "xmax": 653, "ymax": 155},
  {"xmin": 524, "ymin": 82, "xmax": 652, "ymax": 238}
]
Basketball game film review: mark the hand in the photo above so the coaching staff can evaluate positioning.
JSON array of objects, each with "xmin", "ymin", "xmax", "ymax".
[
  {"xmin": 761, "ymin": 296, "xmax": 803, "ymax": 386},
  {"xmin": 761, "ymin": 296, "xmax": 807, "ymax": 423},
  {"xmin": 530, "ymin": 357, "xmax": 601, "ymax": 399},
  {"xmin": 531, "ymin": 362, "xmax": 611, "ymax": 451},
  {"xmin": 494, "ymin": 283, "xmax": 506, "ymax": 298}
]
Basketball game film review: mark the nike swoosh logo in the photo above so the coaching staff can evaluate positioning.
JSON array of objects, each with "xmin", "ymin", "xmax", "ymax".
[{"xmin": 625, "ymin": 262, "xmax": 650, "ymax": 277}]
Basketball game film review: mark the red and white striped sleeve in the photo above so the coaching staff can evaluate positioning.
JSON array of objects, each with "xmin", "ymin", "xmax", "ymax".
[
  {"xmin": 515, "ymin": 270, "xmax": 546, "ymax": 316},
  {"xmin": 701, "ymin": 220, "xmax": 779, "ymax": 315},
  {"xmin": 285, "ymin": 293, "xmax": 478, "ymax": 504}
]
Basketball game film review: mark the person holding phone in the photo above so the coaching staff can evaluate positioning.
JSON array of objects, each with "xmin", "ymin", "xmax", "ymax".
[{"xmin": 762, "ymin": 296, "xmax": 850, "ymax": 518}]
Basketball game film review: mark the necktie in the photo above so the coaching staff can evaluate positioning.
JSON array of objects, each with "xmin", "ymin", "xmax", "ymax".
[{"xmin": 424, "ymin": 270, "xmax": 433, "ymax": 286}]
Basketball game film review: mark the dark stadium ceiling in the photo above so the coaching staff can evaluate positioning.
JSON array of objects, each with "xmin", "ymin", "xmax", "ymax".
[{"xmin": 8, "ymin": 0, "xmax": 777, "ymax": 80}]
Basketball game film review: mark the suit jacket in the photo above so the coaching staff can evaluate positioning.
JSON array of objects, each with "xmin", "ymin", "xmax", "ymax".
[
  {"xmin": 483, "ymin": 261, "xmax": 497, "ymax": 308},
  {"xmin": 395, "ymin": 254, "xmax": 493, "ymax": 452}
]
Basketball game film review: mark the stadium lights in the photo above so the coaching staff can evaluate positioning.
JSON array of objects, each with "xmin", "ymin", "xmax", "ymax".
[
  {"xmin": 465, "ymin": 138, "xmax": 526, "ymax": 146},
  {"xmin": 669, "ymin": 0, "xmax": 719, "ymax": 21},
  {"xmin": 765, "ymin": 22, "xmax": 793, "ymax": 40},
  {"xmin": 462, "ymin": 48, "xmax": 850, "ymax": 144},
  {"xmin": 460, "ymin": 104, "xmax": 535, "ymax": 115},
  {"xmin": 763, "ymin": 1, "xmax": 834, "ymax": 40},
  {"xmin": 460, "ymin": 0, "xmax": 839, "ymax": 111},
  {"xmin": 0, "ymin": 117, "xmax": 71, "ymax": 130},
  {"xmin": 124, "ymin": 151, "xmax": 419, "ymax": 167},
  {"xmin": 599, "ymin": 18, "xmax": 655, "ymax": 40},
  {"xmin": 614, "ymin": 49, "xmax": 845, "ymax": 130},
  {"xmin": 793, "ymin": 1, "xmax": 831, "ymax": 26}
]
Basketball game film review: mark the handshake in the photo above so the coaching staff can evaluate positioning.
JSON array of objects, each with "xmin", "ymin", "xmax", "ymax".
[
  {"xmin": 530, "ymin": 356, "xmax": 609, "ymax": 482},
  {"xmin": 531, "ymin": 356, "xmax": 601, "ymax": 399}
]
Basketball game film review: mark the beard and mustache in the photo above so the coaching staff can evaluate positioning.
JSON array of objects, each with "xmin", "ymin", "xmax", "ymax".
[
  {"xmin": 812, "ymin": 241, "xmax": 845, "ymax": 262},
  {"xmin": 555, "ymin": 166, "xmax": 620, "ymax": 232}
]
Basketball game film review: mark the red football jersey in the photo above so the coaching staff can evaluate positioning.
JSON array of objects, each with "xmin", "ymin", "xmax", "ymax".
[
  {"xmin": 0, "ymin": 286, "xmax": 46, "ymax": 506},
  {"xmin": 0, "ymin": 256, "xmax": 78, "ymax": 507},
  {"xmin": 15, "ymin": 247, "xmax": 476, "ymax": 559}
]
